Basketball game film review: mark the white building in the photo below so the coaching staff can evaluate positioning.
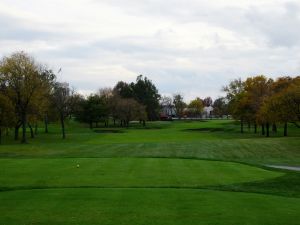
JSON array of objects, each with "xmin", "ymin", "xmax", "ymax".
[{"xmin": 203, "ymin": 106, "xmax": 213, "ymax": 118}]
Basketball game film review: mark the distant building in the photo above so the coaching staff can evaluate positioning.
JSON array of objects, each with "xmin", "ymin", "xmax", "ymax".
[
  {"xmin": 203, "ymin": 106, "xmax": 213, "ymax": 118},
  {"xmin": 160, "ymin": 104, "xmax": 175, "ymax": 120}
]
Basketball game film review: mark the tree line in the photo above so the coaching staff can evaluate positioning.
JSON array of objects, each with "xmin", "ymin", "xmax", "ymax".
[
  {"xmin": 73, "ymin": 76, "xmax": 157, "ymax": 129},
  {"xmin": 0, "ymin": 52, "xmax": 299, "ymax": 143},
  {"xmin": 0, "ymin": 52, "xmax": 161, "ymax": 143},
  {"xmin": 163, "ymin": 75, "xmax": 299, "ymax": 137},
  {"xmin": 223, "ymin": 75, "xmax": 300, "ymax": 136}
]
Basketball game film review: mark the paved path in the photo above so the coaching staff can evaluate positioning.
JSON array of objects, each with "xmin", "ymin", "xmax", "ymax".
[{"xmin": 266, "ymin": 165, "xmax": 300, "ymax": 171}]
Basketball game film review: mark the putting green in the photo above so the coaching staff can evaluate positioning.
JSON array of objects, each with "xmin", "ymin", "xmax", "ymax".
[
  {"xmin": 0, "ymin": 158, "xmax": 283, "ymax": 189},
  {"xmin": 1, "ymin": 188, "xmax": 299, "ymax": 225}
]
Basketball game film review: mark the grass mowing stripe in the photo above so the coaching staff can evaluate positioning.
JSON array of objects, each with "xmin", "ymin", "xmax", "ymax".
[{"xmin": 0, "ymin": 120, "xmax": 299, "ymax": 165}]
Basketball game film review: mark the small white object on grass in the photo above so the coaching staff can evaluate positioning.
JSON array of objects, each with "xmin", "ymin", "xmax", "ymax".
[{"xmin": 77, "ymin": 164, "xmax": 80, "ymax": 168}]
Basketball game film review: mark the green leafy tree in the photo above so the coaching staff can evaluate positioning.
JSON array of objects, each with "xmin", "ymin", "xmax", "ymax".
[
  {"xmin": 131, "ymin": 75, "xmax": 160, "ymax": 121},
  {"xmin": 0, "ymin": 52, "xmax": 55, "ymax": 143},
  {"xmin": 187, "ymin": 98, "xmax": 203, "ymax": 118},
  {"xmin": 173, "ymin": 94, "xmax": 186, "ymax": 119},
  {"xmin": 75, "ymin": 94, "xmax": 108, "ymax": 129},
  {"xmin": 114, "ymin": 75, "xmax": 160, "ymax": 121},
  {"xmin": 113, "ymin": 81, "xmax": 134, "ymax": 98},
  {"xmin": 213, "ymin": 97, "xmax": 228, "ymax": 118}
]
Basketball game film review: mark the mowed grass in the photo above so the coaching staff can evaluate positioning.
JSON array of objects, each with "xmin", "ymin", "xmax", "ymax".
[
  {"xmin": 1, "ymin": 188, "xmax": 300, "ymax": 225},
  {"xmin": 0, "ymin": 120, "xmax": 300, "ymax": 225},
  {"xmin": 0, "ymin": 120, "xmax": 299, "ymax": 165},
  {"xmin": 0, "ymin": 158, "xmax": 283, "ymax": 189}
]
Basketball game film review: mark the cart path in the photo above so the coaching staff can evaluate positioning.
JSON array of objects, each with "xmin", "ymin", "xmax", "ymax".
[{"xmin": 266, "ymin": 165, "xmax": 300, "ymax": 171}]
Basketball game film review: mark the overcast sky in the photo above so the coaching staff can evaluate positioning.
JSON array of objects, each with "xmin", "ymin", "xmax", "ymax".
[{"xmin": 1, "ymin": 0, "xmax": 300, "ymax": 101}]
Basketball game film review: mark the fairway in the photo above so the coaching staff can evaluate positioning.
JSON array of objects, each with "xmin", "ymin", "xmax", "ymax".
[
  {"xmin": 1, "ymin": 120, "xmax": 300, "ymax": 165},
  {"xmin": 0, "ymin": 120, "xmax": 300, "ymax": 225},
  {"xmin": 0, "ymin": 158, "xmax": 283, "ymax": 189}
]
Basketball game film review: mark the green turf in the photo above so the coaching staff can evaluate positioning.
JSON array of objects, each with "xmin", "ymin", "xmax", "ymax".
[
  {"xmin": 0, "ymin": 158, "xmax": 283, "ymax": 190},
  {"xmin": 0, "ymin": 120, "xmax": 299, "ymax": 225},
  {"xmin": 0, "ymin": 120, "xmax": 299, "ymax": 165},
  {"xmin": 1, "ymin": 188, "xmax": 300, "ymax": 225}
]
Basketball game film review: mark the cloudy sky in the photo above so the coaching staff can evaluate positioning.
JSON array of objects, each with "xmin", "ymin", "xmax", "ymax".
[{"xmin": 1, "ymin": 0, "xmax": 300, "ymax": 100}]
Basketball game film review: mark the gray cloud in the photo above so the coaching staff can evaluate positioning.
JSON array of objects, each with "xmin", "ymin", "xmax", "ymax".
[
  {"xmin": 1, "ymin": 0, "xmax": 300, "ymax": 101},
  {"xmin": 0, "ymin": 13, "xmax": 56, "ymax": 41},
  {"xmin": 245, "ymin": 2, "xmax": 300, "ymax": 47}
]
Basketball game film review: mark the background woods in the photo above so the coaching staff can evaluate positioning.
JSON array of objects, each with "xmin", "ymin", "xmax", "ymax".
[{"xmin": 0, "ymin": 52, "xmax": 299, "ymax": 143}]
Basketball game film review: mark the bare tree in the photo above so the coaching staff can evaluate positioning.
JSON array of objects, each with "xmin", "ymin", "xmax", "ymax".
[{"xmin": 52, "ymin": 82, "xmax": 75, "ymax": 139}]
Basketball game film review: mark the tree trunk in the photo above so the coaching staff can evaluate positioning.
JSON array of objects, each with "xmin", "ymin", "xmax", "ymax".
[
  {"xmin": 44, "ymin": 113, "xmax": 48, "ymax": 133},
  {"xmin": 248, "ymin": 122, "xmax": 251, "ymax": 131},
  {"xmin": 21, "ymin": 113, "xmax": 27, "ymax": 144},
  {"xmin": 14, "ymin": 125, "xmax": 19, "ymax": 140},
  {"xmin": 240, "ymin": 118, "xmax": 244, "ymax": 133},
  {"xmin": 254, "ymin": 123, "xmax": 257, "ymax": 134},
  {"xmin": 143, "ymin": 120, "xmax": 146, "ymax": 126},
  {"xmin": 89, "ymin": 121, "xmax": 93, "ymax": 129},
  {"xmin": 113, "ymin": 119, "xmax": 116, "ymax": 126},
  {"xmin": 284, "ymin": 122, "xmax": 287, "ymax": 137},
  {"xmin": 272, "ymin": 124, "xmax": 277, "ymax": 133},
  {"xmin": 60, "ymin": 113, "xmax": 66, "ymax": 139},
  {"xmin": 262, "ymin": 124, "xmax": 265, "ymax": 135},
  {"xmin": 35, "ymin": 124, "xmax": 38, "ymax": 135},
  {"xmin": 28, "ymin": 124, "xmax": 34, "ymax": 138},
  {"xmin": 266, "ymin": 122, "xmax": 270, "ymax": 137}
]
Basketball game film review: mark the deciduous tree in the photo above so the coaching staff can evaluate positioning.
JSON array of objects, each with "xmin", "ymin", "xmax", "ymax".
[
  {"xmin": 0, "ymin": 52, "xmax": 55, "ymax": 143},
  {"xmin": 173, "ymin": 94, "xmax": 186, "ymax": 119},
  {"xmin": 187, "ymin": 98, "xmax": 203, "ymax": 118}
]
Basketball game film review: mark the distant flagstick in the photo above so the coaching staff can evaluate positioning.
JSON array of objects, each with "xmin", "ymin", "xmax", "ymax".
[{"xmin": 58, "ymin": 68, "xmax": 62, "ymax": 73}]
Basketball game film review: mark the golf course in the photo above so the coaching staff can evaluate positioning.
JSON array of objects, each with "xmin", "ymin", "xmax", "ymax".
[{"xmin": 0, "ymin": 119, "xmax": 300, "ymax": 225}]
